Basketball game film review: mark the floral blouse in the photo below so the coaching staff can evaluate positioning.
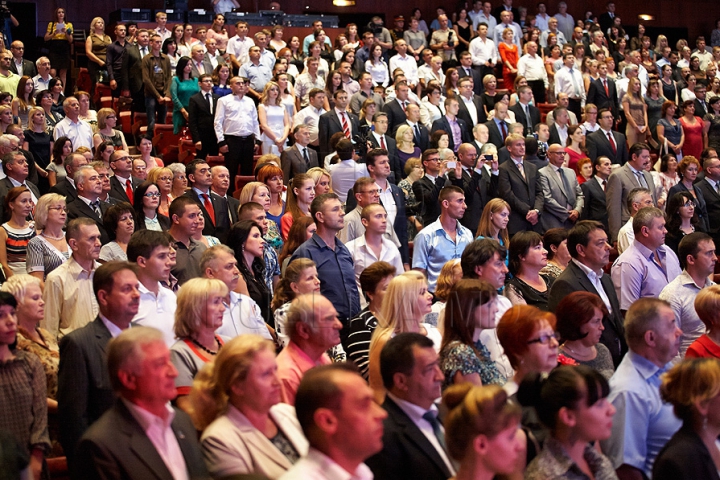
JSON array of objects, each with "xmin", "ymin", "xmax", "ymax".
[
  {"xmin": 16, "ymin": 327, "xmax": 59, "ymax": 400},
  {"xmin": 440, "ymin": 340, "xmax": 507, "ymax": 389}
]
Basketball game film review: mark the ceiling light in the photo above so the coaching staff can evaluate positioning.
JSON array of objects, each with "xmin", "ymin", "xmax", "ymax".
[
  {"xmin": 638, "ymin": 14, "xmax": 655, "ymax": 21},
  {"xmin": 333, "ymin": 0, "xmax": 355, "ymax": 5}
]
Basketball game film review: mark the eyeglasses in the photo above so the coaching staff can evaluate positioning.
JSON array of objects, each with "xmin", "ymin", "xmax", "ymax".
[
  {"xmin": 527, "ymin": 332, "xmax": 558, "ymax": 345},
  {"xmin": 48, "ymin": 206, "xmax": 67, "ymax": 212},
  {"xmin": 144, "ymin": 192, "xmax": 161, "ymax": 198},
  {"xmin": 682, "ymin": 201, "xmax": 696, "ymax": 207},
  {"xmin": 106, "ymin": 115, "xmax": 116, "ymax": 119},
  {"xmin": 158, "ymin": 176, "xmax": 173, "ymax": 182},
  {"xmin": 362, "ymin": 189, "xmax": 382, "ymax": 195}
]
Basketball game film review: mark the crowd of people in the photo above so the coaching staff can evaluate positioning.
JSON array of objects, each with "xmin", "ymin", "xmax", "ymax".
[{"xmin": 5, "ymin": 0, "xmax": 720, "ymax": 479}]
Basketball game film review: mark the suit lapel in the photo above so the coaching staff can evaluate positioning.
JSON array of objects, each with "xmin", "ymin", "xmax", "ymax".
[
  {"xmin": 704, "ymin": 179, "xmax": 720, "ymax": 200},
  {"xmin": 125, "ymin": 416, "xmax": 174, "ymax": 479}
]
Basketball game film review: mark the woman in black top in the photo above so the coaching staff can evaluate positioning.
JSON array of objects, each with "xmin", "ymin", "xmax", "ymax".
[
  {"xmin": 665, "ymin": 191, "xmax": 703, "ymax": 256},
  {"xmin": 228, "ymin": 220, "xmax": 271, "ymax": 326},
  {"xmin": 506, "ymin": 231, "xmax": 554, "ymax": 312}
]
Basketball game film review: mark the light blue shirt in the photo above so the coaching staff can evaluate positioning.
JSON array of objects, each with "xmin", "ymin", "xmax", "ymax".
[
  {"xmin": 602, "ymin": 350, "xmax": 681, "ymax": 477},
  {"xmin": 412, "ymin": 218, "xmax": 473, "ymax": 291},
  {"xmin": 238, "ymin": 60, "xmax": 273, "ymax": 92}
]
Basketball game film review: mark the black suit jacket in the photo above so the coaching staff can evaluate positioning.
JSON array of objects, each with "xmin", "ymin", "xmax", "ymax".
[
  {"xmin": 695, "ymin": 98, "xmax": 709, "ymax": 119},
  {"xmin": 0, "ymin": 177, "xmax": 41, "ymax": 223},
  {"xmin": 49, "ymin": 177, "xmax": 78, "ymax": 203},
  {"xmin": 382, "ymin": 99, "xmax": 409, "ymax": 134},
  {"xmin": 580, "ymin": 177, "xmax": 609, "ymax": 231},
  {"xmin": 548, "ymin": 124, "xmax": 566, "ymax": 146},
  {"xmin": 498, "ymin": 159, "xmax": 544, "ymax": 235},
  {"xmin": 9, "ymin": 58, "xmax": 37, "ymax": 78},
  {"xmin": 109, "ymin": 176, "xmax": 143, "ymax": 204},
  {"xmin": 121, "ymin": 43, "xmax": 145, "ymax": 94},
  {"xmin": 484, "ymin": 119, "xmax": 509, "ymax": 149},
  {"xmin": 183, "ymin": 189, "xmax": 231, "ymax": 243},
  {"xmin": 393, "ymin": 121, "xmax": 430, "ymax": 152},
  {"xmin": 586, "ymin": 77, "xmax": 619, "ymax": 118},
  {"xmin": 457, "ymin": 65, "xmax": 484, "ymax": 96},
  {"xmin": 510, "ymin": 103, "xmax": 541, "ymax": 136},
  {"xmin": 456, "ymin": 94, "xmax": 487, "ymax": 130},
  {"xmin": 281, "ymin": 144, "xmax": 319, "ymax": 181},
  {"xmin": 598, "ymin": 12, "xmax": 615, "ymax": 34},
  {"xmin": 548, "ymin": 261, "xmax": 627, "ymax": 367},
  {"xmin": 696, "ymin": 179, "xmax": 720, "ymax": 246},
  {"xmin": 368, "ymin": 133, "xmax": 401, "ymax": 183},
  {"xmin": 669, "ymin": 182, "xmax": 710, "ymax": 233},
  {"xmin": 75, "ymin": 399, "xmax": 209, "ymax": 480},
  {"xmin": 318, "ymin": 109, "xmax": 360, "ymax": 160},
  {"xmin": 187, "ymin": 91, "xmax": 220, "ymax": 158},
  {"xmin": 492, "ymin": 5, "xmax": 520, "ymax": 22},
  {"xmin": 226, "ymin": 195, "xmax": 240, "ymax": 224},
  {"xmin": 67, "ymin": 197, "xmax": 112, "ymax": 245},
  {"xmin": 431, "ymin": 116, "xmax": 471, "ymax": 152},
  {"xmin": 446, "ymin": 167, "xmax": 498, "ymax": 233},
  {"xmin": 57, "ymin": 317, "xmax": 117, "ymax": 471},
  {"xmin": 412, "ymin": 175, "xmax": 446, "ymax": 226},
  {"xmin": 586, "ymin": 129, "xmax": 629, "ymax": 165},
  {"xmin": 365, "ymin": 397, "xmax": 453, "ymax": 480}
]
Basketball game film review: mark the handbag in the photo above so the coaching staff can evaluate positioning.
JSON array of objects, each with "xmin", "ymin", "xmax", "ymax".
[{"xmin": 96, "ymin": 68, "xmax": 109, "ymax": 84}]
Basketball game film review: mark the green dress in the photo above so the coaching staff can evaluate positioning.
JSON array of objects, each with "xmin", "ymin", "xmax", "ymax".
[{"xmin": 170, "ymin": 76, "xmax": 200, "ymax": 134}]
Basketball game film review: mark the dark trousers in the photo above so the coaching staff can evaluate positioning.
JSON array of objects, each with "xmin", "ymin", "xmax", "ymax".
[
  {"xmin": 195, "ymin": 131, "xmax": 219, "ymax": 159},
  {"xmin": 144, "ymin": 95, "xmax": 168, "ymax": 136},
  {"xmin": 568, "ymin": 98, "xmax": 582, "ymax": 122},
  {"xmin": 527, "ymin": 79, "xmax": 546, "ymax": 104},
  {"xmin": 225, "ymin": 134, "xmax": 256, "ymax": 194}
]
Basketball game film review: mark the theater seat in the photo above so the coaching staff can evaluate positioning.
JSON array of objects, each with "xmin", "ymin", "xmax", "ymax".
[
  {"xmin": 234, "ymin": 175, "xmax": 255, "ymax": 197},
  {"xmin": 205, "ymin": 155, "xmax": 225, "ymax": 168},
  {"xmin": 47, "ymin": 456, "xmax": 69, "ymax": 480}
]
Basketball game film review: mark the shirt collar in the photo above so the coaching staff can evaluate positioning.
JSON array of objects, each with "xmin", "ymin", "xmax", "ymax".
[
  {"xmin": 122, "ymin": 398, "xmax": 175, "ymax": 431},
  {"xmin": 99, "ymin": 313, "xmax": 125, "ymax": 338},
  {"xmin": 571, "ymin": 258, "xmax": 604, "ymax": 279},
  {"xmin": 387, "ymin": 391, "xmax": 438, "ymax": 424}
]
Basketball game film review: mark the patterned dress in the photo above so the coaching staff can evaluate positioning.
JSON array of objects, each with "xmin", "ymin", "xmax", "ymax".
[
  {"xmin": 440, "ymin": 339, "xmax": 507, "ymax": 388},
  {"xmin": 2, "ymin": 222, "xmax": 35, "ymax": 275}
]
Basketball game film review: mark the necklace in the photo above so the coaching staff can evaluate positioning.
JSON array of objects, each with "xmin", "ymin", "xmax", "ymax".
[
  {"xmin": 562, "ymin": 342, "xmax": 595, "ymax": 359},
  {"xmin": 41, "ymin": 231, "xmax": 65, "ymax": 241},
  {"xmin": 191, "ymin": 336, "xmax": 219, "ymax": 355}
]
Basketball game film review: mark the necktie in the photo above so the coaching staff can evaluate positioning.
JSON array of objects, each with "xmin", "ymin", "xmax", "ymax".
[
  {"xmin": 602, "ymin": 179, "xmax": 607, "ymax": 191},
  {"xmin": 635, "ymin": 171, "xmax": 648, "ymax": 188},
  {"xmin": 91, "ymin": 201, "xmax": 101, "ymax": 217},
  {"xmin": 603, "ymin": 79, "xmax": 609, "ymax": 96},
  {"xmin": 125, "ymin": 179, "xmax": 134, "ymax": 205},
  {"xmin": 401, "ymin": 101, "xmax": 407, "ymax": 113},
  {"xmin": 380, "ymin": 135, "xmax": 386, "ymax": 149},
  {"xmin": 341, "ymin": 111, "xmax": 351, "ymax": 138},
  {"xmin": 422, "ymin": 411, "xmax": 447, "ymax": 453},
  {"xmin": 465, "ymin": 67, "xmax": 471, "ymax": 76},
  {"xmin": 197, "ymin": 62, "xmax": 204, "ymax": 74},
  {"xmin": 141, "ymin": 47, "xmax": 147, "ymax": 57},
  {"xmin": 569, "ymin": 68, "xmax": 581, "ymax": 97},
  {"xmin": 202, "ymin": 193, "xmax": 216, "ymax": 225},
  {"xmin": 607, "ymin": 131, "xmax": 617, "ymax": 154},
  {"xmin": 517, "ymin": 162, "xmax": 526, "ymax": 180},
  {"xmin": 500, "ymin": 121, "xmax": 508, "ymax": 141},
  {"xmin": 414, "ymin": 123, "xmax": 421, "ymax": 141},
  {"xmin": 205, "ymin": 93, "xmax": 212, "ymax": 114},
  {"xmin": 524, "ymin": 104, "xmax": 532, "ymax": 130},
  {"xmin": 302, "ymin": 147, "xmax": 310, "ymax": 165}
]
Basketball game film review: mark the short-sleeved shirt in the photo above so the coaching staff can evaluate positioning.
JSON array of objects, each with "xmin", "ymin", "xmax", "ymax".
[
  {"xmin": 170, "ymin": 336, "xmax": 226, "ymax": 396},
  {"xmin": 276, "ymin": 341, "xmax": 331, "ymax": 405},
  {"xmin": 440, "ymin": 340, "xmax": 506, "ymax": 389},
  {"xmin": 412, "ymin": 218, "xmax": 474, "ymax": 292}
]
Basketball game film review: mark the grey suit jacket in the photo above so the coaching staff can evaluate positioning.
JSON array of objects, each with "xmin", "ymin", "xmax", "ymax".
[
  {"xmin": 190, "ymin": 57, "xmax": 215, "ymax": 79},
  {"xmin": 538, "ymin": 165, "xmax": 584, "ymax": 230},
  {"xmin": 280, "ymin": 144, "xmax": 319, "ymax": 181},
  {"xmin": 200, "ymin": 402, "xmax": 309, "ymax": 479},
  {"xmin": 605, "ymin": 164, "xmax": 658, "ymax": 241}
]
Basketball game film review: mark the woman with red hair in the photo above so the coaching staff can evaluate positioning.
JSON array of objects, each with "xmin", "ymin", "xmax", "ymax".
[{"xmin": 257, "ymin": 164, "xmax": 285, "ymax": 233}]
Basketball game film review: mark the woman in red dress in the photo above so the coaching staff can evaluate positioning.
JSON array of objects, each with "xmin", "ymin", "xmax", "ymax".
[
  {"xmin": 679, "ymin": 99, "xmax": 706, "ymax": 160},
  {"xmin": 498, "ymin": 28, "xmax": 519, "ymax": 92}
]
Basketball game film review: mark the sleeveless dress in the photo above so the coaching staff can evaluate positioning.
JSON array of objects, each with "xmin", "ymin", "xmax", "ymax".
[
  {"xmin": 2, "ymin": 222, "xmax": 35, "ymax": 275},
  {"xmin": 170, "ymin": 77, "xmax": 200, "ymax": 134},
  {"xmin": 260, "ymin": 104, "xmax": 287, "ymax": 155},
  {"xmin": 680, "ymin": 116, "xmax": 704, "ymax": 159}
]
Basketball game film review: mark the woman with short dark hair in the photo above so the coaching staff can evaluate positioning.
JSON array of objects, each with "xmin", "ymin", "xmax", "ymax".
[
  {"xmin": 506, "ymin": 231, "xmax": 554, "ymax": 311},
  {"xmin": 99, "ymin": 202, "xmax": 135, "ymax": 262}
]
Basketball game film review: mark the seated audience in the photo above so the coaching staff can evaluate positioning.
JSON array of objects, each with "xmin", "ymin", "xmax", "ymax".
[
  {"xmin": 272, "ymin": 258, "xmax": 319, "ymax": 347},
  {"xmin": 506, "ymin": 230, "xmax": 554, "ymax": 311},
  {"xmin": 425, "ymin": 258, "xmax": 462, "ymax": 327},
  {"xmin": 99, "ymin": 202, "xmax": 135, "ymax": 263}
]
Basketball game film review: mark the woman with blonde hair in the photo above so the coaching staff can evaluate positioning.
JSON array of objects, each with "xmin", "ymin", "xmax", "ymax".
[
  {"xmin": 170, "ymin": 277, "xmax": 229, "ymax": 412},
  {"xmin": 93, "ymin": 107, "xmax": 127, "ymax": 150},
  {"xmin": 427, "ymin": 258, "xmax": 462, "ymax": 328},
  {"xmin": 306, "ymin": 167, "xmax": 332, "ymax": 195},
  {"xmin": 280, "ymin": 173, "xmax": 315, "ymax": 240},
  {"xmin": 76, "ymin": 90, "xmax": 97, "ymax": 132},
  {"xmin": 147, "ymin": 167, "xmax": 174, "ymax": 217},
  {"xmin": 26, "ymin": 193, "xmax": 69, "ymax": 280},
  {"xmin": 622, "ymin": 76, "xmax": 649, "ymax": 146},
  {"xmin": 84, "ymin": 16, "xmax": 111, "ymax": 98},
  {"xmin": 239, "ymin": 181, "xmax": 284, "ymax": 254},
  {"xmin": 191, "ymin": 334, "xmax": 308, "ymax": 478},
  {"xmin": 368, "ymin": 271, "xmax": 438, "ymax": 401},
  {"xmin": 476, "ymin": 198, "xmax": 511, "ymax": 250},
  {"xmin": 395, "ymin": 125, "xmax": 422, "ymax": 175},
  {"xmin": 259, "ymin": 81, "xmax": 291, "ymax": 155},
  {"xmin": 398, "ymin": 156, "xmax": 424, "ymax": 238},
  {"xmin": 359, "ymin": 98, "xmax": 377, "ymax": 129}
]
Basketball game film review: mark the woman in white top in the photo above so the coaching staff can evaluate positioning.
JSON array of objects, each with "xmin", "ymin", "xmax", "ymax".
[
  {"xmin": 269, "ymin": 25, "xmax": 286, "ymax": 53},
  {"xmin": 177, "ymin": 23, "xmax": 200, "ymax": 57},
  {"xmin": 368, "ymin": 271, "xmax": 440, "ymax": 403},
  {"xmin": 422, "ymin": 55, "xmax": 446, "ymax": 90},
  {"xmin": 304, "ymin": 41, "xmax": 329, "ymax": 80},
  {"xmin": 275, "ymin": 73, "xmax": 296, "ymax": 119},
  {"xmin": 258, "ymin": 81, "xmax": 290, "ymax": 156},
  {"xmin": 681, "ymin": 74, "xmax": 698, "ymax": 102},
  {"xmin": 365, "ymin": 44, "xmax": 390, "ymax": 88},
  {"xmin": 420, "ymin": 84, "xmax": 445, "ymax": 127}
]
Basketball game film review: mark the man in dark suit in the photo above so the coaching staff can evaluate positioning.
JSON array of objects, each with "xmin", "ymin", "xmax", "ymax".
[
  {"xmin": 580, "ymin": 156, "xmax": 612, "ymax": 230},
  {"xmin": 281, "ymin": 124, "xmax": 319, "ymax": 181},
  {"xmin": 49, "ymin": 152, "xmax": 86, "ymax": 203},
  {"xmin": 366, "ymin": 333, "xmax": 455, "ymax": 480},
  {"xmin": 0, "ymin": 152, "xmax": 40, "ymax": 223},
  {"xmin": 382, "ymin": 81, "xmax": 412, "ymax": 134},
  {"xmin": 586, "ymin": 108, "xmax": 629, "ymax": 165},
  {"xmin": 58, "ymin": 262, "xmax": 141, "ymax": 474},
  {"xmin": 492, "ymin": 0, "xmax": 520, "ymax": 23},
  {"xmin": 456, "ymin": 77, "xmax": 487, "ymax": 130},
  {"xmin": 484, "ymin": 101, "xmax": 512, "ymax": 148},
  {"xmin": 548, "ymin": 107, "xmax": 570, "ymax": 147},
  {"xmin": 509, "ymin": 86, "xmax": 541, "ymax": 136},
  {"xmin": 598, "ymin": 2, "xmax": 617, "ymax": 34},
  {"xmin": 393, "ymin": 103, "xmax": 430, "ymax": 151},
  {"xmin": 696, "ymin": 155, "xmax": 720, "ymax": 250},
  {"xmin": 75, "ymin": 325, "xmax": 208, "ymax": 479},
  {"xmin": 187, "ymin": 73, "xmax": 219, "ymax": 159},
  {"xmin": 66, "ymin": 166, "xmax": 112, "ymax": 245},
  {"xmin": 694, "ymin": 85, "xmax": 709, "ymax": 118},
  {"xmin": 120, "ymin": 29, "xmax": 150, "ymax": 113},
  {"xmin": 183, "ymin": 159, "xmax": 231, "ymax": 243},
  {"xmin": 211, "ymin": 165, "xmax": 240, "ymax": 224},
  {"xmin": 446, "ymin": 143, "xmax": 498, "ymax": 233},
  {"xmin": 318, "ymin": 89, "xmax": 359, "ymax": 160},
  {"xmin": 413, "ymin": 149, "xmax": 446, "ymax": 226},
  {"xmin": 548, "ymin": 221, "xmax": 627, "ymax": 367},
  {"xmin": 457, "ymin": 51, "xmax": 484, "ymax": 96},
  {"xmin": 108, "ymin": 151, "xmax": 142, "ymax": 204},
  {"xmin": 8, "ymin": 41, "xmax": 36, "ymax": 78},
  {"xmin": 586, "ymin": 63, "xmax": 619, "ymax": 118},
  {"xmin": 368, "ymin": 112, "xmax": 401, "ymax": 183},
  {"xmin": 431, "ymin": 97, "xmax": 471, "ymax": 152},
  {"xmin": 498, "ymin": 133, "xmax": 544, "ymax": 235}
]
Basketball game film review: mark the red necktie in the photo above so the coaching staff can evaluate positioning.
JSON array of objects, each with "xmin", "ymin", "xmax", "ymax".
[
  {"xmin": 401, "ymin": 101, "xmax": 407, "ymax": 112},
  {"xmin": 380, "ymin": 136, "xmax": 386, "ymax": 149},
  {"xmin": 125, "ymin": 180, "xmax": 134, "ymax": 205},
  {"xmin": 603, "ymin": 79, "xmax": 609, "ymax": 96},
  {"xmin": 341, "ymin": 111, "xmax": 351, "ymax": 138},
  {"xmin": 202, "ymin": 193, "xmax": 216, "ymax": 225},
  {"xmin": 607, "ymin": 132, "xmax": 617, "ymax": 154}
]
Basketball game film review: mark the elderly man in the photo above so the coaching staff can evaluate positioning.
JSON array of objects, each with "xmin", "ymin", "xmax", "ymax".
[
  {"xmin": 53, "ymin": 97, "xmax": 94, "ymax": 149},
  {"xmin": 67, "ymin": 165, "xmax": 112, "ymax": 245},
  {"xmin": 210, "ymin": 165, "xmax": 239, "ymax": 224},
  {"xmin": 276, "ymin": 293, "xmax": 343, "ymax": 404},
  {"xmin": 601, "ymin": 298, "xmax": 682, "ymax": 479},
  {"xmin": 616, "ymin": 188, "xmax": 654, "ymax": 254},
  {"xmin": 32, "ymin": 56, "xmax": 52, "ymax": 92},
  {"xmin": 74, "ymin": 326, "xmax": 208, "ymax": 479},
  {"xmin": 49, "ymin": 152, "xmax": 87, "ymax": 202},
  {"xmin": 539, "ymin": 144, "xmax": 584, "ymax": 230}
]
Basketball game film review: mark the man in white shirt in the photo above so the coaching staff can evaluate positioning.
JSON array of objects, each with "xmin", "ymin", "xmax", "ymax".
[
  {"xmin": 469, "ymin": 23, "xmax": 497, "ymax": 81},
  {"xmin": 554, "ymin": 53, "xmax": 586, "ymax": 121},
  {"xmin": 493, "ymin": 11, "xmax": 522, "ymax": 52},
  {"xmin": 389, "ymin": 39, "xmax": 419, "ymax": 91},
  {"xmin": 534, "ymin": 2, "xmax": 551, "ymax": 32},
  {"xmin": 365, "ymin": 333, "xmax": 455, "ymax": 480},
  {"xmin": 53, "ymin": 97, "xmax": 94, "ymax": 150},
  {"xmin": 33, "ymin": 56, "xmax": 52, "ymax": 92},
  {"xmin": 294, "ymin": 88, "xmax": 327, "ymax": 147},
  {"xmin": 278, "ymin": 364, "xmax": 387, "ymax": 480},
  {"xmin": 128, "ymin": 230, "xmax": 177, "ymax": 348},
  {"xmin": 153, "ymin": 11, "xmax": 171, "ymax": 42},
  {"xmin": 540, "ymin": 16, "xmax": 567, "ymax": 48},
  {"xmin": 226, "ymin": 20, "xmax": 254, "ymax": 70},
  {"xmin": 517, "ymin": 41, "xmax": 549, "ymax": 103},
  {"xmin": 616, "ymin": 65, "xmax": 646, "ymax": 101},
  {"xmin": 294, "ymin": 57, "xmax": 325, "ymax": 110},
  {"xmin": 616, "ymin": 188, "xmax": 654, "ymax": 254},
  {"xmin": 331, "ymin": 139, "xmax": 369, "ymax": 204}
]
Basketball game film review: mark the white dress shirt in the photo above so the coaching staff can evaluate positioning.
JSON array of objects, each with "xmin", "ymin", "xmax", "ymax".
[
  {"xmin": 378, "ymin": 181, "xmax": 397, "ymax": 226},
  {"xmin": 279, "ymin": 448, "xmax": 373, "ymax": 480},
  {"xmin": 293, "ymin": 105, "xmax": 326, "ymax": 145},
  {"xmin": 345, "ymin": 234, "xmax": 404, "ymax": 307},
  {"xmin": 132, "ymin": 282, "xmax": 177, "ymax": 348},
  {"xmin": 471, "ymin": 12, "xmax": 497, "ymax": 32},
  {"xmin": 572, "ymin": 258, "xmax": 613, "ymax": 313},
  {"xmin": 7, "ymin": 176, "xmax": 37, "ymax": 204},
  {"xmin": 214, "ymin": 94, "xmax": 261, "ymax": 143},
  {"xmin": 554, "ymin": 66, "xmax": 586, "ymax": 102},
  {"xmin": 217, "ymin": 291, "xmax": 271, "ymax": 339},
  {"xmin": 53, "ymin": 116, "xmax": 94, "ymax": 150},
  {"xmin": 389, "ymin": 54, "xmax": 419, "ymax": 87},
  {"xmin": 225, "ymin": 35, "xmax": 255, "ymax": 66},
  {"xmin": 460, "ymin": 94, "xmax": 479, "ymax": 124},
  {"xmin": 517, "ymin": 53, "xmax": 549, "ymax": 86}
]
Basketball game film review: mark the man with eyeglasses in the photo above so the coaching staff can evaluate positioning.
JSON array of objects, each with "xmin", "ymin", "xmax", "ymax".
[
  {"xmin": 108, "ymin": 151, "xmax": 142, "ymax": 204},
  {"xmin": 66, "ymin": 166, "xmax": 112, "ymax": 245},
  {"xmin": 586, "ymin": 108, "xmax": 629, "ymax": 165},
  {"xmin": 89, "ymin": 161, "xmax": 117, "ymax": 205},
  {"xmin": 9, "ymin": 41, "xmax": 35, "ymax": 78}
]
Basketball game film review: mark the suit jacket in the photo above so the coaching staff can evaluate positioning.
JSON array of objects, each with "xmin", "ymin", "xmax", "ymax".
[
  {"xmin": 669, "ymin": 181, "xmax": 710, "ymax": 233},
  {"xmin": 456, "ymin": 94, "xmax": 487, "ymax": 130},
  {"xmin": 484, "ymin": 119, "xmax": 509, "ymax": 149},
  {"xmin": 412, "ymin": 175, "xmax": 446, "ymax": 226},
  {"xmin": 695, "ymin": 98, "xmax": 709, "ymax": 119},
  {"xmin": 67, "ymin": 197, "xmax": 112, "ymax": 245},
  {"xmin": 586, "ymin": 77, "xmax": 619, "ymax": 118},
  {"xmin": 0, "ymin": 177, "xmax": 41, "ymax": 223},
  {"xmin": 199, "ymin": 403, "xmax": 308, "ymax": 479},
  {"xmin": 431, "ymin": 116, "xmax": 471, "ymax": 152},
  {"xmin": 586, "ymin": 128, "xmax": 629, "ymax": 165},
  {"xmin": 548, "ymin": 261, "xmax": 628, "ymax": 367},
  {"xmin": 493, "ymin": 5, "xmax": 520, "ymax": 22},
  {"xmin": 696, "ymin": 178, "xmax": 720, "ymax": 244},
  {"xmin": 109, "ymin": 176, "xmax": 143, "ymax": 204},
  {"xmin": 75, "ymin": 399, "xmax": 209, "ymax": 480},
  {"xmin": 548, "ymin": 124, "xmax": 566, "ymax": 147},
  {"xmin": 187, "ymin": 91, "xmax": 220, "ymax": 158},
  {"xmin": 190, "ymin": 57, "xmax": 215, "ymax": 79},
  {"xmin": 49, "ymin": 177, "xmax": 78, "ymax": 203},
  {"xmin": 368, "ymin": 133, "xmax": 401, "ymax": 183},
  {"xmin": 498, "ymin": 158, "xmax": 544, "ymax": 235},
  {"xmin": 318, "ymin": 109, "xmax": 360, "ymax": 160},
  {"xmin": 510, "ymin": 103, "xmax": 541, "ymax": 136},
  {"xmin": 382, "ymin": 99, "xmax": 409, "ymax": 134},
  {"xmin": 393, "ymin": 121, "xmax": 430, "ymax": 152},
  {"xmin": 121, "ymin": 43, "xmax": 145, "ymax": 94},
  {"xmin": 580, "ymin": 177, "xmax": 609, "ymax": 231},
  {"xmin": 605, "ymin": 163, "xmax": 658, "ymax": 241},
  {"xmin": 365, "ymin": 397, "xmax": 453, "ymax": 480},
  {"xmin": 183, "ymin": 189, "xmax": 231, "ymax": 243},
  {"xmin": 598, "ymin": 12, "xmax": 616, "ymax": 34},
  {"xmin": 446, "ymin": 166, "xmax": 498, "ymax": 233},
  {"xmin": 281, "ymin": 144, "xmax": 319, "ymax": 181},
  {"xmin": 57, "ymin": 317, "xmax": 117, "ymax": 471},
  {"xmin": 457, "ymin": 65, "xmax": 484, "ymax": 96},
  {"xmin": 224, "ymin": 194, "xmax": 240, "ymax": 224},
  {"xmin": 9, "ymin": 58, "xmax": 37, "ymax": 78},
  {"xmin": 538, "ymin": 165, "xmax": 585, "ymax": 230}
]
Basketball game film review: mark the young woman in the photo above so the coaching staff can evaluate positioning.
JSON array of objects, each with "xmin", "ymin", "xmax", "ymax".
[
  {"xmin": 99, "ymin": 203, "xmax": 135, "ymax": 262},
  {"xmin": 258, "ymin": 81, "xmax": 290, "ymax": 156},
  {"xmin": 162, "ymin": 38, "xmax": 181, "ymax": 74},
  {"xmin": 275, "ymin": 73, "xmax": 296, "ymax": 119},
  {"xmin": 0, "ymin": 105, "xmax": 14, "ymax": 133},
  {"xmin": 93, "ymin": 141, "xmax": 114, "ymax": 166},
  {"xmin": 680, "ymin": 101, "xmax": 705, "ymax": 159},
  {"xmin": 544, "ymin": 44, "xmax": 562, "ymax": 103},
  {"xmin": 481, "ymin": 75, "xmax": 500, "ymax": 116},
  {"xmin": 581, "ymin": 57, "xmax": 599, "ymax": 93},
  {"xmin": 499, "ymin": 28, "xmax": 519, "ymax": 92},
  {"xmin": 646, "ymin": 79, "xmax": 665, "ymax": 146},
  {"xmin": 206, "ymin": 14, "xmax": 229, "ymax": 52},
  {"xmin": 257, "ymin": 164, "xmax": 285, "ymax": 233},
  {"xmin": 238, "ymin": 181, "xmax": 284, "ymax": 255},
  {"xmin": 475, "ymin": 198, "xmax": 511, "ymax": 251},
  {"xmin": 398, "ymin": 157, "xmax": 424, "ymax": 237},
  {"xmin": 506, "ymin": 231, "xmax": 553, "ymax": 311},
  {"xmin": 359, "ymin": 98, "xmax": 377, "ymax": 129},
  {"xmin": 146, "ymin": 167, "xmax": 173, "ymax": 217},
  {"xmin": 177, "ymin": 23, "xmax": 200, "ymax": 57},
  {"xmin": 306, "ymin": 167, "xmax": 332, "ymax": 195},
  {"xmin": 668, "ymin": 156, "xmax": 709, "ymax": 232},
  {"xmin": 664, "ymin": 192, "xmax": 703, "ymax": 256},
  {"xmin": 365, "ymin": 44, "xmax": 390, "ymax": 88},
  {"xmin": 288, "ymin": 36, "xmax": 305, "ymax": 73},
  {"xmin": 661, "ymin": 64, "xmax": 679, "ymax": 104},
  {"xmin": 44, "ymin": 7, "xmax": 73, "ymax": 87},
  {"xmin": 658, "ymin": 153, "xmax": 681, "ymax": 203},
  {"xmin": 47, "ymin": 136, "xmax": 71, "ymax": 187},
  {"xmin": 0, "ymin": 187, "xmax": 35, "ymax": 278},
  {"xmin": 23, "ymin": 107, "xmax": 52, "ymax": 186},
  {"xmin": 322, "ymin": 70, "xmax": 343, "ymax": 111},
  {"xmin": 332, "ymin": 34, "xmax": 347, "ymax": 63},
  {"xmin": 453, "ymin": 8, "xmax": 473, "ymax": 58},
  {"xmin": 93, "ymin": 108, "xmax": 127, "ymax": 150},
  {"xmin": 277, "ymin": 217, "xmax": 315, "ymax": 273},
  {"xmin": 26, "ymin": 194, "xmax": 69, "ymax": 280},
  {"xmin": 345, "ymin": 23, "xmax": 361, "ymax": 50},
  {"xmin": 170, "ymin": 56, "xmax": 200, "ymax": 134},
  {"xmin": 35, "ymin": 90, "xmax": 61, "ymax": 134},
  {"xmin": 137, "ymin": 135, "xmax": 164, "ymax": 171},
  {"xmin": 85, "ymin": 17, "xmax": 112, "ymax": 97},
  {"xmin": 280, "ymin": 173, "xmax": 314, "ymax": 240},
  {"xmin": 133, "ymin": 182, "xmax": 170, "ymax": 232},
  {"xmin": 657, "ymin": 101, "xmax": 685, "ymax": 159},
  {"xmin": 12, "ymin": 76, "xmax": 34, "ymax": 129},
  {"xmin": 622, "ymin": 77, "xmax": 649, "ymax": 146},
  {"xmin": 682, "ymin": 73, "xmax": 698, "ymax": 102},
  {"xmin": 395, "ymin": 125, "xmax": 421, "ymax": 175},
  {"xmin": 227, "ymin": 220, "xmax": 271, "ymax": 325},
  {"xmin": 564, "ymin": 125, "xmax": 587, "ymax": 173},
  {"xmin": 444, "ymin": 68, "xmax": 460, "ymax": 97},
  {"xmin": 539, "ymin": 228, "xmax": 571, "ymax": 280},
  {"xmin": 272, "ymin": 258, "xmax": 320, "ymax": 347}
]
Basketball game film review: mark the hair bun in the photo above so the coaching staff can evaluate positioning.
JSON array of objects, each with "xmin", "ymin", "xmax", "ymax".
[
  {"xmin": 442, "ymin": 382, "xmax": 474, "ymax": 411},
  {"xmin": 516, "ymin": 371, "xmax": 545, "ymax": 407}
]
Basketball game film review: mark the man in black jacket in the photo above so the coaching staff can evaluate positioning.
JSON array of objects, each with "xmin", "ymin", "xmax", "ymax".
[
  {"xmin": 187, "ymin": 74, "xmax": 219, "ymax": 159},
  {"xmin": 413, "ymin": 149, "xmax": 445, "ymax": 226}
]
